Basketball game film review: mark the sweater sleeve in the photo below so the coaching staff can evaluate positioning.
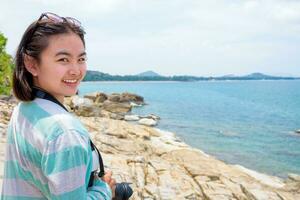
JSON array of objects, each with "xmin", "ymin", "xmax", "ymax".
[{"xmin": 41, "ymin": 130, "xmax": 112, "ymax": 200}]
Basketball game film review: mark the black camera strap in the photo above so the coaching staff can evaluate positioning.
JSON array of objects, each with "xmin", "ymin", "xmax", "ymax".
[
  {"xmin": 32, "ymin": 86, "xmax": 68, "ymax": 112},
  {"xmin": 89, "ymin": 141, "xmax": 105, "ymax": 187},
  {"xmin": 32, "ymin": 87, "xmax": 105, "ymax": 187}
]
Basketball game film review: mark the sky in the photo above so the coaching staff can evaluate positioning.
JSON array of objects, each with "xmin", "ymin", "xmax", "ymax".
[{"xmin": 0, "ymin": 0, "xmax": 300, "ymax": 76}]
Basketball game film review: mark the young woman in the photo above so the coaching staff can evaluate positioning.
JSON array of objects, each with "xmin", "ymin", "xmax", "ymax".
[{"xmin": 1, "ymin": 12, "xmax": 115, "ymax": 199}]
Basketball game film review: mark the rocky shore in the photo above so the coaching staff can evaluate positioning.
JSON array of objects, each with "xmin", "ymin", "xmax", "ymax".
[{"xmin": 0, "ymin": 93, "xmax": 300, "ymax": 200}]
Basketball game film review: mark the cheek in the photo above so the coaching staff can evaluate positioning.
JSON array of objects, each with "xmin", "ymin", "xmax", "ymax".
[
  {"xmin": 81, "ymin": 64, "xmax": 87, "ymax": 75},
  {"xmin": 42, "ymin": 66, "xmax": 66, "ymax": 82},
  {"xmin": 54, "ymin": 66, "xmax": 67, "ymax": 76},
  {"xmin": 38, "ymin": 60, "xmax": 64, "ymax": 76}
]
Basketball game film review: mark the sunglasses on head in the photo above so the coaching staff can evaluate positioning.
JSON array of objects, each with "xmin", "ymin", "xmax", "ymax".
[
  {"xmin": 38, "ymin": 12, "xmax": 82, "ymax": 27},
  {"xmin": 22, "ymin": 12, "xmax": 82, "ymax": 54}
]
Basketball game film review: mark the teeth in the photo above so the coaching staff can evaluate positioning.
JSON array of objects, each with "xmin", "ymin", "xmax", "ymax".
[{"xmin": 63, "ymin": 79, "xmax": 77, "ymax": 83}]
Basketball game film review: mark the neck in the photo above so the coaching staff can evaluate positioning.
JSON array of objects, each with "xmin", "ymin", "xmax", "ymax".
[
  {"xmin": 32, "ymin": 86, "xmax": 67, "ymax": 112},
  {"xmin": 32, "ymin": 85, "xmax": 64, "ymax": 104},
  {"xmin": 55, "ymin": 96, "xmax": 64, "ymax": 104}
]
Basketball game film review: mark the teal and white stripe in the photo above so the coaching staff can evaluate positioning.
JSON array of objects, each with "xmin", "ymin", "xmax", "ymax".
[{"xmin": 1, "ymin": 98, "xmax": 112, "ymax": 200}]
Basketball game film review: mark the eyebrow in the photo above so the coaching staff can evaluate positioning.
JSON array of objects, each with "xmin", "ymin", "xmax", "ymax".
[{"xmin": 55, "ymin": 51, "xmax": 86, "ymax": 57}]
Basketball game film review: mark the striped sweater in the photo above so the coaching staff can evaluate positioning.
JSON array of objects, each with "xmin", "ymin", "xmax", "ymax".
[{"xmin": 1, "ymin": 98, "xmax": 112, "ymax": 200}]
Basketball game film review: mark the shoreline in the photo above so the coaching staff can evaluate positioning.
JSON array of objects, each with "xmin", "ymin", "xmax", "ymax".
[
  {"xmin": 153, "ymin": 127, "xmax": 290, "ymax": 186},
  {"xmin": 81, "ymin": 79, "xmax": 300, "ymax": 84},
  {"xmin": 147, "ymin": 125, "xmax": 298, "ymax": 180}
]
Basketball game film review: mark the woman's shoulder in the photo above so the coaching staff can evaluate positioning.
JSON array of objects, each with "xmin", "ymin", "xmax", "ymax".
[{"xmin": 17, "ymin": 98, "xmax": 90, "ymax": 141}]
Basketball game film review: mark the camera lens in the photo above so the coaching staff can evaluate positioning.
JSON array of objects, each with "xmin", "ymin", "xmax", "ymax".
[{"xmin": 113, "ymin": 182, "xmax": 133, "ymax": 200}]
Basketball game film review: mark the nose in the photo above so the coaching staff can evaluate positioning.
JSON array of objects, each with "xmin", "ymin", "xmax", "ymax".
[{"xmin": 69, "ymin": 64, "xmax": 81, "ymax": 76}]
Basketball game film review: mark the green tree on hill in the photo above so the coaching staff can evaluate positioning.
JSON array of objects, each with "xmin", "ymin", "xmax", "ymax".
[{"xmin": 0, "ymin": 32, "xmax": 14, "ymax": 95}]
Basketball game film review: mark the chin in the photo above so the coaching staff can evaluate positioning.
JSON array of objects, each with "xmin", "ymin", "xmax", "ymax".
[
  {"xmin": 63, "ymin": 89, "xmax": 78, "ymax": 97},
  {"xmin": 66, "ymin": 91, "xmax": 78, "ymax": 96}
]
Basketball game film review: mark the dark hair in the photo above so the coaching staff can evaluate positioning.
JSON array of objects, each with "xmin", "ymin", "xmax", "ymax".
[{"xmin": 13, "ymin": 17, "xmax": 85, "ymax": 101}]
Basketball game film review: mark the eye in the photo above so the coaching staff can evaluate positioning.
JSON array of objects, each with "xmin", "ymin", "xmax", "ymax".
[
  {"xmin": 78, "ymin": 57, "xmax": 86, "ymax": 63},
  {"xmin": 58, "ymin": 58, "xmax": 69, "ymax": 62}
]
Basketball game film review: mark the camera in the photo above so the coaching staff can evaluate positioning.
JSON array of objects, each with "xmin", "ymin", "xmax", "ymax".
[{"xmin": 113, "ymin": 182, "xmax": 133, "ymax": 200}]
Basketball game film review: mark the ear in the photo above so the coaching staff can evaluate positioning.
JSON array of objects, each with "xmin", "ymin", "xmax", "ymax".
[{"xmin": 24, "ymin": 54, "xmax": 38, "ymax": 77}]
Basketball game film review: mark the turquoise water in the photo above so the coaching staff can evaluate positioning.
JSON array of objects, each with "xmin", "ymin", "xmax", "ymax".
[{"xmin": 79, "ymin": 80, "xmax": 300, "ymax": 178}]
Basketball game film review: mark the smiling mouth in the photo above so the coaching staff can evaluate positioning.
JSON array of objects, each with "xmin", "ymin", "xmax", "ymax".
[{"xmin": 62, "ymin": 79, "xmax": 78, "ymax": 83}]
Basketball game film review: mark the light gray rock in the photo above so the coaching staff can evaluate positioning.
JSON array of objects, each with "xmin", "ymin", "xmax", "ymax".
[
  {"xmin": 141, "ymin": 114, "xmax": 160, "ymax": 120},
  {"xmin": 70, "ymin": 96, "xmax": 101, "ymax": 117},
  {"xmin": 124, "ymin": 115, "xmax": 140, "ymax": 121},
  {"xmin": 130, "ymin": 102, "xmax": 142, "ymax": 107},
  {"xmin": 138, "ymin": 118, "xmax": 157, "ymax": 126},
  {"xmin": 71, "ymin": 96, "xmax": 93, "ymax": 108},
  {"xmin": 288, "ymin": 173, "xmax": 300, "ymax": 182}
]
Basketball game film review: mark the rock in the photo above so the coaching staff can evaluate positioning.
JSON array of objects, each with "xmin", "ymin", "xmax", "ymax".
[
  {"xmin": 71, "ymin": 96, "xmax": 93, "ymax": 108},
  {"xmin": 103, "ymin": 100, "xmax": 132, "ymax": 113},
  {"xmin": 130, "ymin": 102, "xmax": 142, "ymax": 107},
  {"xmin": 63, "ymin": 97, "xmax": 72, "ymax": 109},
  {"xmin": 120, "ymin": 92, "xmax": 144, "ymax": 104},
  {"xmin": 128, "ymin": 156, "xmax": 146, "ymax": 164},
  {"xmin": 149, "ymin": 158, "xmax": 170, "ymax": 172},
  {"xmin": 124, "ymin": 115, "xmax": 140, "ymax": 121},
  {"xmin": 0, "ymin": 95, "xmax": 10, "ymax": 101},
  {"xmin": 87, "ymin": 92, "xmax": 144, "ymax": 105},
  {"xmin": 234, "ymin": 165, "xmax": 285, "ymax": 188},
  {"xmin": 0, "ymin": 101, "xmax": 14, "ymax": 121},
  {"xmin": 108, "ymin": 94, "xmax": 121, "ymax": 102},
  {"xmin": 95, "ymin": 93, "xmax": 108, "ymax": 103},
  {"xmin": 109, "ymin": 113, "xmax": 124, "ymax": 120},
  {"xmin": 0, "ymin": 95, "xmax": 10, "ymax": 102},
  {"xmin": 138, "ymin": 118, "xmax": 157, "ymax": 126},
  {"xmin": 76, "ymin": 105, "xmax": 102, "ymax": 117},
  {"xmin": 149, "ymin": 114, "xmax": 160, "ymax": 120},
  {"xmin": 0, "ymin": 123, "xmax": 7, "ymax": 137},
  {"xmin": 0, "ymin": 123, "xmax": 6, "ymax": 129},
  {"xmin": 141, "ymin": 114, "xmax": 160, "ymax": 121},
  {"xmin": 288, "ymin": 173, "xmax": 300, "ymax": 182},
  {"xmin": 84, "ymin": 92, "xmax": 108, "ymax": 103},
  {"xmin": 240, "ymin": 185, "xmax": 282, "ymax": 200},
  {"xmin": 0, "ymin": 95, "xmax": 17, "ymax": 103},
  {"xmin": 65, "ymin": 92, "xmax": 145, "ymax": 117},
  {"xmin": 295, "ymin": 129, "xmax": 300, "ymax": 134},
  {"xmin": 69, "ymin": 96, "xmax": 102, "ymax": 117}
]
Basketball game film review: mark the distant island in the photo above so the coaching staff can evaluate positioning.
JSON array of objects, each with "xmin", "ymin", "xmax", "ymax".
[
  {"xmin": 83, "ymin": 71, "xmax": 300, "ymax": 82},
  {"xmin": 136, "ymin": 70, "xmax": 161, "ymax": 77}
]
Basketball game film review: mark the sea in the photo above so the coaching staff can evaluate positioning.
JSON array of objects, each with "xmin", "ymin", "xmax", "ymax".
[{"xmin": 79, "ymin": 80, "xmax": 300, "ymax": 178}]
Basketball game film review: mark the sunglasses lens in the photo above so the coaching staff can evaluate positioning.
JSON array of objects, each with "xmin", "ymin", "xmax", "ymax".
[
  {"xmin": 40, "ymin": 12, "xmax": 64, "ymax": 23},
  {"xmin": 65, "ymin": 17, "xmax": 81, "ymax": 27},
  {"xmin": 47, "ymin": 13, "xmax": 64, "ymax": 23},
  {"xmin": 39, "ymin": 13, "xmax": 82, "ymax": 28}
]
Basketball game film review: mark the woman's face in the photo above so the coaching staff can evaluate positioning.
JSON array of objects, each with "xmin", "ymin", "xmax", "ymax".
[{"xmin": 33, "ymin": 33, "xmax": 86, "ymax": 103}]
